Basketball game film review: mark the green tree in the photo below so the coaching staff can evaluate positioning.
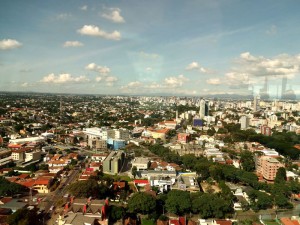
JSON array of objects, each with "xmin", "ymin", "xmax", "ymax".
[
  {"xmin": 165, "ymin": 190, "xmax": 191, "ymax": 215},
  {"xmin": 7, "ymin": 208, "xmax": 40, "ymax": 225},
  {"xmin": 109, "ymin": 205, "xmax": 126, "ymax": 222},
  {"xmin": 131, "ymin": 166, "xmax": 138, "ymax": 178},
  {"xmin": 0, "ymin": 177, "xmax": 28, "ymax": 196},
  {"xmin": 38, "ymin": 164, "xmax": 49, "ymax": 171},
  {"xmin": 274, "ymin": 167, "xmax": 287, "ymax": 184},
  {"xmin": 240, "ymin": 151, "xmax": 255, "ymax": 172},
  {"xmin": 67, "ymin": 179, "xmax": 109, "ymax": 199},
  {"xmin": 127, "ymin": 192, "xmax": 156, "ymax": 215}
]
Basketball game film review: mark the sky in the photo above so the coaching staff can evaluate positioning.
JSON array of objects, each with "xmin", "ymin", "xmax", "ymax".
[{"xmin": 1, "ymin": 0, "xmax": 300, "ymax": 97}]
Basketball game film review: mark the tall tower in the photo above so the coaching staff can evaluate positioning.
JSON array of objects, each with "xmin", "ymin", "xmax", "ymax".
[
  {"xmin": 199, "ymin": 99, "xmax": 206, "ymax": 119},
  {"xmin": 253, "ymin": 95, "xmax": 260, "ymax": 111}
]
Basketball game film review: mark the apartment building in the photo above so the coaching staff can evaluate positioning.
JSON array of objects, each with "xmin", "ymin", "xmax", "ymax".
[{"xmin": 257, "ymin": 156, "xmax": 284, "ymax": 181}]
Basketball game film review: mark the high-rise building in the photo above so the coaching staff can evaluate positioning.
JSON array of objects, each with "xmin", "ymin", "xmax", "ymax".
[
  {"xmin": 253, "ymin": 95, "xmax": 260, "ymax": 112},
  {"xmin": 199, "ymin": 99, "xmax": 209, "ymax": 119},
  {"xmin": 240, "ymin": 115, "xmax": 250, "ymax": 130},
  {"xmin": 257, "ymin": 156, "xmax": 284, "ymax": 181}
]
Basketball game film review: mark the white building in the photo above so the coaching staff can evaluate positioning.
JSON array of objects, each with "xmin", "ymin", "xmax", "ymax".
[
  {"xmin": 240, "ymin": 115, "xmax": 250, "ymax": 130},
  {"xmin": 132, "ymin": 157, "xmax": 149, "ymax": 171},
  {"xmin": 25, "ymin": 150, "xmax": 41, "ymax": 162}
]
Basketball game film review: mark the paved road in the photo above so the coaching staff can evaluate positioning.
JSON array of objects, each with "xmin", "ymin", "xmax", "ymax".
[{"xmin": 41, "ymin": 169, "xmax": 79, "ymax": 224}]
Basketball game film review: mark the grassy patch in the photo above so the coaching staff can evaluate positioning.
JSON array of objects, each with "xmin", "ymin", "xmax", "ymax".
[
  {"xmin": 142, "ymin": 219, "xmax": 156, "ymax": 225},
  {"xmin": 263, "ymin": 220, "xmax": 280, "ymax": 225}
]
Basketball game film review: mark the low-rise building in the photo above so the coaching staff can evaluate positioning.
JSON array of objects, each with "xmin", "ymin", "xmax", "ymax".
[
  {"xmin": 132, "ymin": 157, "xmax": 149, "ymax": 171},
  {"xmin": 25, "ymin": 150, "xmax": 41, "ymax": 162},
  {"xmin": 0, "ymin": 149, "xmax": 12, "ymax": 167}
]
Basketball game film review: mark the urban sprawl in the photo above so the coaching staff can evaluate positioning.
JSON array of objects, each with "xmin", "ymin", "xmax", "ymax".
[{"xmin": 1, "ymin": 93, "xmax": 300, "ymax": 225}]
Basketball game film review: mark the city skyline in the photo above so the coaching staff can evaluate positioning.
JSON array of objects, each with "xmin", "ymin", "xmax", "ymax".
[{"xmin": 1, "ymin": 0, "xmax": 300, "ymax": 97}]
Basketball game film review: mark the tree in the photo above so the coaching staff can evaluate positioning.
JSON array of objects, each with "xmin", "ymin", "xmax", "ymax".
[
  {"xmin": 39, "ymin": 164, "xmax": 49, "ymax": 171},
  {"xmin": 131, "ymin": 166, "xmax": 138, "ymax": 178},
  {"xmin": 7, "ymin": 208, "xmax": 40, "ymax": 225},
  {"xmin": 0, "ymin": 177, "xmax": 28, "ymax": 196},
  {"xmin": 127, "ymin": 192, "xmax": 156, "ymax": 215},
  {"xmin": 191, "ymin": 193, "xmax": 231, "ymax": 218},
  {"xmin": 240, "ymin": 151, "xmax": 255, "ymax": 172},
  {"xmin": 109, "ymin": 205, "xmax": 126, "ymax": 222},
  {"xmin": 274, "ymin": 167, "xmax": 287, "ymax": 184},
  {"xmin": 165, "ymin": 190, "xmax": 191, "ymax": 215},
  {"xmin": 207, "ymin": 127, "xmax": 216, "ymax": 136},
  {"xmin": 67, "ymin": 179, "xmax": 109, "ymax": 199}
]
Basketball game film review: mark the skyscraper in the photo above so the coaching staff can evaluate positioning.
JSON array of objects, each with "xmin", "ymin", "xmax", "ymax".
[
  {"xmin": 253, "ymin": 95, "xmax": 260, "ymax": 112},
  {"xmin": 199, "ymin": 99, "xmax": 209, "ymax": 119},
  {"xmin": 240, "ymin": 115, "xmax": 250, "ymax": 130}
]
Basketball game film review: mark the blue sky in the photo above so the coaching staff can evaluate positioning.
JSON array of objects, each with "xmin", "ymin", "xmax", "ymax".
[{"xmin": 1, "ymin": 0, "xmax": 300, "ymax": 97}]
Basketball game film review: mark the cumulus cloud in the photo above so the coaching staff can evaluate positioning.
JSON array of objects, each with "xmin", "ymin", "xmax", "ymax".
[
  {"xmin": 40, "ymin": 73, "xmax": 89, "ymax": 84},
  {"xmin": 21, "ymin": 82, "xmax": 29, "ymax": 87},
  {"xmin": 77, "ymin": 25, "xmax": 121, "ymax": 40},
  {"xmin": 185, "ymin": 61, "xmax": 208, "ymax": 73},
  {"xmin": 224, "ymin": 72, "xmax": 251, "ymax": 88},
  {"xmin": 0, "ymin": 39, "xmax": 22, "ymax": 50},
  {"xmin": 102, "ymin": 8, "xmax": 125, "ymax": 23},
  {"xmin": 237, "ymin": 52, "xmax": 300, "ymax": 77},
  {"xmin": 128, "ymin": 81, "xmax": 143, "ymax": 88},
  {"xmin": 206, "ymin": 78, "xmax": 221, "ymax": 85},
  {"xmin": 63, "ymin": 41, "xmax": 84, "ymax": 47},
  {"xmin": 85, "ymin": 63, "xmax": 110, "ymax": 75},
  {"xmin": 164, "ymin": 74, "xmax": 189, "ymax": 87},
  {"xmin": 80, "ymin": 5, "xmax": 88, "ymax": 11},
  {"xmin": 105, "ymin": 76, "xmax": 118, "ymax": 86}
]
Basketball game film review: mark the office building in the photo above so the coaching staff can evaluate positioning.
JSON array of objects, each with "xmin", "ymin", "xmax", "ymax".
[{"xmin": 102, "ymin": 151, "xmax": 125, "ymax": 174}]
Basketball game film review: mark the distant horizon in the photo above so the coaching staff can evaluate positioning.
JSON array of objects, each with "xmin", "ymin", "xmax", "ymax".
[{"xmin": 1, "ymin": 90, "xmax": 299, "ymax": 101}]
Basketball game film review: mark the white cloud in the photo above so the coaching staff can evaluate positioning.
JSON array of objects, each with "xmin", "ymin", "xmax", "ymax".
[
  {"xmin": 40, "ymin": 73, "xmax": 89, "ymax": 84},
  {"xmin": 77, "ymin": 25, "xmax": 121, "ymax": 40},
  {"xmin": 139, "ymin": 51, "xmax": 160, "ymax": 59},
  {"xmin": 266, "ymin": 25, "xmax": 277, "ymax": 35},
  {"xmin": 186, "ymin": 61, "xmax": 208, "ymax": 73},
  {"xmin": 128, "ymin": 81, "xmax": 143, "ymax": 87},
  {"xmin": 21, "ymin": 82, "xmax": 28, "ymax": 87},
  {"xmin": 186, "ymin": 62, "xmax": 199, "ymax": 70},
  {"xmin": 85, "ymin": 63, "xmax": 110, "ymax": 75},
  {"xmin": 63, "ymin": 41, "xmax": 84, "ymax": 47},
  {"xmin": 95, "ymin": 77, "xmax": 102, "ymax": 82},
  {"xmin": 164, "ymin": 74, "xmax": 189, "ymax": 87},
  {"xmin": 80, "ymin": 5, "xmax": 88, "ymax": 11},
  {"xmin": 105, "ymin": 76, "xmax": 118, "ymax": 86},
  {"xmin": 237, "ymin": 52, "xmax": 300, "ymax": 77},
  {"xmin": 206, "ymin": 78, "xmax": 221, "ymax": 85},
  {"xmin": 0, "ymin": 39, "xmax": 22, "ymax": 50},
  {"xmin": 146, "ymin": 82, "xmax": 162, "ymax": 89},
  {"xmin": 102, "ymin": 8, "xmax": 125, "ymax": 23},
  {"xmin": 56, "ymin": 13, "xmax": 72, "ymax": 20},
  {"xmin": 105, "ymin": 76, "xmax": 118, "ymax": 82}
]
